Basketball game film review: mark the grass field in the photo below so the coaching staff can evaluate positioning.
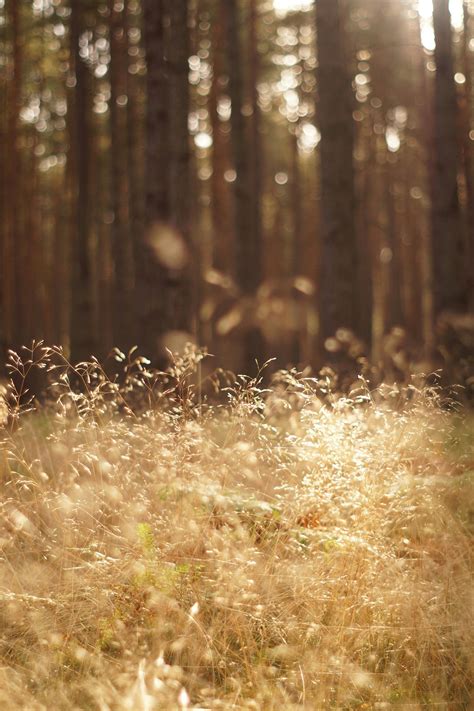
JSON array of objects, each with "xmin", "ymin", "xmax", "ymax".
[{"xmin": 0, "ymin": 348, "xmax": 473, "ymax": 710}]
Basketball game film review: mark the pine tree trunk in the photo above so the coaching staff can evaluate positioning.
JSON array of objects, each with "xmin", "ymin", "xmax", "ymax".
[
  {"xmin": 126, "ymin": 0, "xmax": 144, "ymax": 283},
  {"xmin": 144, "ymin": 0, "xmax": 169, "ymax": 225},
  {"xmin": 431, "ymin": 0, "xmax": 465, "ymax": 315},
  {"xmin": 109, "ymin": 0, "xmax": 134, "ymax": 349},
  {"xmin": 226, "ymin": 0, "xmax": 260, "ymax": 294},
  {"xmin": 138, "ymin": 0, "xmax": 192, "ymax": 360},
  {"xmin": 355, "ymin": 119, "xmax": 374, "ymax": 348},
  {"xmin": 4, "ymin": 0, "xmax": 23, "ymax": 351},
  {"xmin": 226, "ymin": 0, "xmax": 262, "ymax": 371},
  {"xmin": 249, "ymin": 0, "xmax": 262, "ymax": 285},
  {"xmin": 136, "ymin": 0, "xmax": 168, "ymax": 361},
  {"xmin": 209, "ymin": 0, "xmax": 233, "ymax": 274},
  {"xmin": 462, "ymin": 0, "xmax": 474, "ymax": 310},
  {"xmin": 0, "ymin": 47, "xmax": 6, "ymax": 361},
  {"xmin": 69, "ymin": 0, "xmax": 96, "ymax": 362},
  {"xmin": 167, "ymin": 0, "xmax": 193, "ymax": 334},
  {"xmin": 316, "ymin": 0, "xmax": 357, "ymax": 343}
]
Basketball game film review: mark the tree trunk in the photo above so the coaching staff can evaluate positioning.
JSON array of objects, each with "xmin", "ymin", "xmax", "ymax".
[
  {"xmin": 355, "ymin": 117, "xmax": 374, "ymax": 348},
  {"xmin": 137, "ymin": 0, "xmax": 192, "ymax": 361},
  {"xmin": 135, "ymin": 0, "xmax": 169, "ymax": 361},
  {"xmin": 109, "ymin": 0, "xmax": 134, "ymax": 349},
  {"xmin": 0, "ymin": 51, "xmax": 6, "ymax": 360},
  {"xmin": 226, "ymin": 0, "xmax": 260, "ymax": 294},
  {"xmin": 248, "ymin": 0, "xmax": 262, "ymax": 285},
  {"xmin": 316, "ymin": 0, "xmax": 357, "ymax": 343},
  {"xmin": 462, "ymin": 0, "xmax": 474, "ymax": 310},
  {"xmin": 4, "ymin": 0, "xmax": 23, "ymax": 352},
  {"xmin": 431, "ymin": 0, "xmax": 465, "ymax": 315},
  {"xmin": 226, "ymin": 0, "xmax": 262, "ymax": 371},
  {"xmin": 144, "ymin": 0, "xmax": 169, "ymax": 225},
  {"xmin": 126, "ymin": 0, "xmax": 144, "ymax": 287},
  {"xmin": 209, "ymin": 0, "xmax": 233, "ymax": 274},
  {"xmin": 69, "ymin": 0, "xmax": 96, "ymax": 362},
  {"xmin": 167, "ymin": 0, "xmax": 193, "ymax": 333}
]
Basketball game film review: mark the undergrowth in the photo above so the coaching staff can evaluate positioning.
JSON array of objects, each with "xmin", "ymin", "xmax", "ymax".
[{"xmin": 0, "ymin": 343, "xmax": 473, "ymax": 710}]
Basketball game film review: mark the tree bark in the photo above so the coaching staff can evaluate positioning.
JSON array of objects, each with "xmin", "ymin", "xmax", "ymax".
[
  {"xmin": 249, "ymin": 0, "xmax": 262, "ymax": 285},
  {"xmin": 431, "ymin": 0, "xmax": 465, "ymax": 315},
  {"xmin": 209, "ymin": 0, "xmax": 233, "ymax": 274},
  {"xmin": 109, "ymin": 0, "xmax": 134, "ymax": 349},
  {"xmin": 4, "ymin": 0, "xmax": 23, "ymax": 352},
  {"xmin": 137, "ymin": 0, "xmax": 192, "ymax": 361},
  {"xmin": 135, "ymin": 0, "xmax": 169, "ymax": 360},
  {"xmin": 144, "ymin": 0, "xmax": 170, "ymax": 226},
  {"xmin": 462, "ymin": 0, "xmax": 474, "ymax": 310},
  {"xmin": 69, "ymin": 0, "xmax": 96, "ymax": 362},
  {"xmin": 226, "ymin": 0, "xmax": 262, "ymax": 371},
  {"xmin": 316, "ymin": 0, "xmax": 357, "ymax": 343},
  {"xmin": 226, "ymin": 0, "xmax": 260, "ymax": 295},
  {"xmin": 167, "ymin": 0, "xmax": 193, "ymax": 333}
]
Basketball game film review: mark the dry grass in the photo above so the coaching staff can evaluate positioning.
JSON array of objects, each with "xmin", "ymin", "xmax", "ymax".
[{"xmin": 0, "ymin": 345, "xmax": 473, "ymax": 710}]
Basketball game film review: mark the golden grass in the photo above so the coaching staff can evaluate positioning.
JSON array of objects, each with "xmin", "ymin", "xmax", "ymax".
[{"xmin": 0, "ymin": 347, "xmax": 473, "ymax": 710}]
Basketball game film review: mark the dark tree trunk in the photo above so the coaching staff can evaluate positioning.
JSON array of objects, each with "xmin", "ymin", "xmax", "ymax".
[
  {"xmin": 291, "ymin": 130, "xmax": 302, "ymax": 277},
  {"xmin": 249, "ymin": 0, "xmax": 262, "ymax": 285},
  {"xmin": 316, "ymin": 0, "xmax": 357, "ymax": 343},
  {"xmin": 4, "ymin": 0, "xmax": 23, "ymax": 352},
  {"xmin": 0, "ymin": 67, "xmax": 5, "ymax": 362},
  {"xmin": 355, "ymin": 118, "xmax": 374, "ymax": 348},
  {"xmin": 226, "ymin": 0, "xmax": 260, "ymax": 293},
  {"xmin": 109, "ymin": 0, "xmax": 134, "ymax": 349},
  {"xmin": 137, "ymin": 0, "xmax": 192, "ymax": 361},
  {"xmin": 135, "ymin": 0, "xmax": 169, "ymax": 361},
  {"xmin": 462, "ymin": 0, "xmax": 474, "ymax": 310},
  {"xmin": 431, "ymin": 0, "xmax": 465, "ymax": 315},
  {"xmin": 167, "ymin": 0, "xmax": 193, "ymax": 333},
  {"xmin": 226, "ymin": 0, "xmax": 262, "ymax": 371},
  {"xmin": 227, "ymin": 0, "xmax": 261, "ymax": 294},
  {"xmin": 126, "ymin": 0, "xmax": 144, "ymax": 285},
  {"xmin": 144, "ymin": 0, "xmax": 169, "ymax": 226},
  {"xmin": 209, "ymin": 0, "xmax": 233, "ymax": 274},
  {"xmin": 69, "ymin": 0, "xmax": 96, "ymax": 362}
]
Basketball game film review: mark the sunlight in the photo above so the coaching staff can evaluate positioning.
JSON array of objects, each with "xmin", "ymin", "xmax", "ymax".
[
  {"xmin": 448, "ymin": 0, "xmax": 464, "ymax": 28},
  {"xmin": 418, "ymin": 0, "xmax": 434, "ymax": 19},
  {"xmin": 273, "ymin": 0, "xmax": 312, "ymax": 16},
  {"xmin": 418, "ymin": 0, "xmax": 464, "ymax": 50},
  {"xmin": 418, "ymin": 0, "xmax": 463, "ymax": 24}
]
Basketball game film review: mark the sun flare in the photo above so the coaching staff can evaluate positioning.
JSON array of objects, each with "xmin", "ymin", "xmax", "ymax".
[
  {"xmin": 273, "ymin": 0, "xmax": 464, "ymax": 28},
  {"xmin": 418, "ymin": 0, "xmax": 464, "ymax": 50},
  {"xmin": 273, "ymin": 0, "xmax": 313, "ymax": 16}
]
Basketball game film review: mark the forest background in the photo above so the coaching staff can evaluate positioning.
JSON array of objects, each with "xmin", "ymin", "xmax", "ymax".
[{"xmin": 0, "ymin": 0, "xmax": 473, "ymax": 383}]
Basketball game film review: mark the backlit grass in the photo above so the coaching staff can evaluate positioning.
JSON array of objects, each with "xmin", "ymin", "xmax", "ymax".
[{"xmin": 0, "ymin": 346, "xmax": 472, "ymax": 710}]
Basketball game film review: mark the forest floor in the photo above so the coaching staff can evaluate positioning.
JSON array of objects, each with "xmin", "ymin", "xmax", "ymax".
[{"xmin": 0, "ymin": 351, "xmax": 473, "ymax": 710}]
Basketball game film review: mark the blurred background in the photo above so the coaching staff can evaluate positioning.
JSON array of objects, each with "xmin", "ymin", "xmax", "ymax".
[{"xmin": 0, "ymin": 0, "xmax": 473, "ymax": 382}]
